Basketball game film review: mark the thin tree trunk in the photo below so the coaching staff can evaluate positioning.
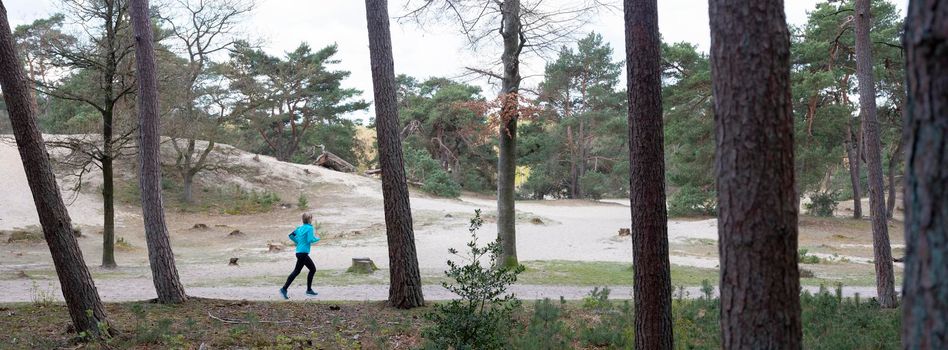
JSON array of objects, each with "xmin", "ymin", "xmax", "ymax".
[
  {"xmin": 901, "ymin": 1, "xmax": 948, "ymax": 347},
  {"xmin": 854, "ymin": 0, "xmax": 897, "ymax": 309},
  {"xmin": 182, "ymin": 171, "xmax": 194, "ymax": 204},
  {"xmin": 101, "ymin": 151, "xmax": 116, "ymax": 268},
  {"xmin": 0, "ymin": 1, "xmax": 112, "ymax": 337},
  {"xmin": 130, "ymin": 0, "xmax": 188, "ymax": 304},
  {"xmin": 847, "ymin": 121, "xmax": 864, "ymax": 218},
  {"xmin": 364, "ymin": 0, "xmax": 425, "ymax": 309},
  {"xmin": 886, "ymin": 136, "xmax": 902, "ymax": 219},
  {"xmin": 708, "ymin": 0, "xmax": 802, "ymax": 348},
  {"xmin": 625, "ymin": 0, "xmax": 673, "ymax": 348},
  {"xmin": 496, "ymin": 0, "xmax": 521, "ymax": 268}
]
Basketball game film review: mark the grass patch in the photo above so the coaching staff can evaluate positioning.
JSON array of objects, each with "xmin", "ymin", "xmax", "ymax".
[
  {"xmin": 3, "ymin": 227, "xmax": 43, "ymax": 244},
  {"xmin": 0, "ymin": 289, "xmax": 901, "ymax": 349},
  {"xmin": 516, "ymin": 260, "xmax": 719, "ymax": 286}
]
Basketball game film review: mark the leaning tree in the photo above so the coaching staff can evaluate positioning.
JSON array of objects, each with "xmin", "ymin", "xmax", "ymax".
[
  {"xmin": 129, "ymin": 0, "xmax": 188, "ymax": 304},
  {"xmin": 901, "ymin": 0, "xmax": 947, "ymax": 347},
  {"xmin": 854, "ymin": 0, "xmax": 897, "ymax": 308},
  {"xmin": 0, "ymin": 0, "xmax": 112, "ymax": 337},
  {"xmin": 365, "ymin": 0, "xmax": 425, "ymax": 309},
  {"xmin": 708, "ymin": 0, "xmax": 802, "ymax": 347}
]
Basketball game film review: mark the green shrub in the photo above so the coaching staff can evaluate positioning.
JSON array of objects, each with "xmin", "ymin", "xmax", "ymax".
[
  {"xmin": 799, "ymin": 248, "xmax": 822, "ymax": 264},
  {"xmin": 515, "ymin": 298, "xmax": 572, "ymax": 350},
  {"xmin": 577, "ymin": 290, "xmax": 634, "ymax": 348},
  {"xmin": 805, "ymin": 191, "xmax": 839, "ymax": 217},
  {"xmin": 422, "ymin": 210, "xmax": 525, "ymax": 350},
  {"xmin": 422, "ymin": 170, "xmax": 461, "ymax": 198},
  {"xmin": 404, "ymin": 147, "xmax": 461, "ymax": 198},
  {"xmin": 668, "ymin": 186, "xmax": 716, "ymax": 217},
  {"xmin": 297, "ymin": 194, "xmax": 309, "ymax": 210},
  {"xmin": 579, "ymin": 171, "xmax": 608, "ymax": 200}
]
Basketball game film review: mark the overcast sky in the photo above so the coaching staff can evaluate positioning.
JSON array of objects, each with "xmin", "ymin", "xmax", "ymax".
[{"xmin": 4, "ymin": 0, "xmax": 908, "ymax": 121}]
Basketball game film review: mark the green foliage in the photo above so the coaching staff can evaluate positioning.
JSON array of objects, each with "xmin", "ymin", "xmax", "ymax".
[
  {"xmin": 521, "ymin": 32, "xmax": 628, "ymax": 199},
  {"xmin": 515, "ymin": 298, "xmax": 572, "ymax": 350},
  {"xmin": 581, "ymin": 286, "xmax": 613, "ymax": 312},
  {"xmin": 577, "ymin": 289, "xmax": 634, "ymax": 348},
  {"xmin": 223, "ymin": 41, "xmax": 368, "ymax": 162},
  {"xmin": 663, "ymin": 42, "xmax": 716, "ymax": 213},
  {"xmin": 297, "ymin": 194, "xmax": 309, "ymax": 210},
  {"xmin": 805, "ymin": 191, "xmax": 840, "ymax": 217},
  {"xmin": 403, "ymin": 146, "xmax": 461, "ymax": 198},
  {"xmin": 422, "ymin": 210, "xmax": 525, "ymax": 350},
  {"xmin": 799, "ymin": 249, "xmax": 822, "ymax": 264},
  {"xmin": 396, "ymin": 76, "xmax": 495, "ymax": 193},
  {"xmin": 668, "ymin": 186, "xmax": 717, "ymax": 217}
]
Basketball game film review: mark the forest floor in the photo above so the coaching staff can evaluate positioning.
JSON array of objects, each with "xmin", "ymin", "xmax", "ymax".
[{"xmin": 0, "ymin": 136, "xmax": 906, "ymax": 303}]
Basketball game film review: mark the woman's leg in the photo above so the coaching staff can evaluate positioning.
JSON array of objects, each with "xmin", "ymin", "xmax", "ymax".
[
  {"xmin": 282, "ymin": 254, "xmax": 306, "ymax": 290},
  {"xmin": 303, "ymin": 254, "xmax": 316, "ymax": 290}
]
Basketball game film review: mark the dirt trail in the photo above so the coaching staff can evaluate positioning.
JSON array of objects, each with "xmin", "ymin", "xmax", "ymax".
[{"xmin": 0, "ymin": 278, "xmax": 893, "ymax": 303}]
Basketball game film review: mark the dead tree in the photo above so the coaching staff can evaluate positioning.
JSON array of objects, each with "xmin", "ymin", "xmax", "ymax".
[
  {"xmin": 708, "ymin": 0, "xmax": 802, "ymax": 347},
  {"xmin": 0, "ymin": 0, "xmax": 112, "ymax": 337},
  {"xmin": 130, "ymin": 0, "xmax": 188, "ymax": 304},
  {"xmin": 365, "ymin": 0, "xmax": 425, "ymax": 309},
  {"xmin": 901, "ymin": 0, "xmax": 948, "ymax": 347},
  {"xmin": 854, "ymin": 0, "xmax": 897, "ymax": 308}
]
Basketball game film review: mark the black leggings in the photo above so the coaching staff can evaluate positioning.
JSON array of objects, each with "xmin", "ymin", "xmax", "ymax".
[{"xmin": 282, "ymin": 253, "xmax": 315, "ymax": 290}]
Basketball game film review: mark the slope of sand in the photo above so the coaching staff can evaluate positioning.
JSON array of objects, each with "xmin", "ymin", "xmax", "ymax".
[{"xmin": 0, "ymin": 137, "xmax": 102, "ymax": 230}]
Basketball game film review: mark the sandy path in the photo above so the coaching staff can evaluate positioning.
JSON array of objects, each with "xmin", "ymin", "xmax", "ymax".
[{"xmin": 0, "ymin": 278, "xmax": 893, "ymax": 303}]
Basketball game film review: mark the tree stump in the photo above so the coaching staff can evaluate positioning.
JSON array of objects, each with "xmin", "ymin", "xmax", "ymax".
[
  {"xmin": 618, "ymin": 228, "xmax": 631, "ymax": 237},
  {"xmin": 228, "ymin": 258, "xmax": 239, "ymax": 266},
  {"xmin": 192, "ymin": 223, "xmax": 209, "ymax": 230},
  {"xmin": 346, "ymin": 258, "xmax": 378, "ymax": 274},
  {"xmin": 228, "ymin": 230, "xmax": 245, "ymax": 237},
  {"xmin": 267, "ymin": 242, "xmax": 285, "ymax": 253}
]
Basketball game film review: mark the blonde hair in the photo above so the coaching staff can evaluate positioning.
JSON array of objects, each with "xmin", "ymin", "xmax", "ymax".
[{"xmin": 302, "ymin": 213, "xmax": 313, "ymax": 224}]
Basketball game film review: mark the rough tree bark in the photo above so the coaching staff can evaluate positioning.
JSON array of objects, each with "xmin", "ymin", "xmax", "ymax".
[
  {"xmin": 708, "ymin": 0, "xmax": 802, "ymax": 348},
  {"xmin": 496, "ymin": 0, "xmax": 521, "ymax": 268},
  {"xmin": 129, "ymin": 0, "xmax": 188, "ymax": 304},
  {"xmin": 854, "ymin": 0, "xmax": 898, "ymax": 309},
  {"xmin": 0, "ymin": 0, "xmax": 112, "ymax": 336},
  {"xmin": 901, "ymin": 1, "xmax": 947, "ymax": 347},
  {"xmin": 364, "ymin": 0, "xmax": 424, "ymax": 309},
  {"xmin": 887, "ymin": 137, "xmax": 902, "ymax": 219},
  {"xmin": 624, "ymin": 0, "xmax": 673, "ymax": 348},
  {"xmin": 846, "ymin": 121, "xmax": 864, "ymax": 218}
]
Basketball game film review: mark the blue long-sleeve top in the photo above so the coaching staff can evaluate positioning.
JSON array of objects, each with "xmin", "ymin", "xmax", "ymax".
[{"xmin": 289, "ymin": 223, "xmax": 319, "ymax": 254}]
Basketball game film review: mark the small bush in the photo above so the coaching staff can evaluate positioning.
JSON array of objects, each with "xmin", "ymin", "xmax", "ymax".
[
  {"xmin": 668, "ymin": 186, "xmax": 716, "ymax": 217},
  {"xmin": 515, "ymin": 298, "xmax": 572, "ymax": 350},
  {"xmin": 403, "ymin": 147, "xmax": 462, "ymax": 198},
  {"xmin": 581, "ymin": 286, "xmax": 612, "ymax": 312},
  {"xmin": 805, "ymin": 191, "xmax": 839, "ymax": 217},
  {"xmin": 799, "ymin": 248, "xmax": 822, "ymax": 264},
  {"xmin": 577, "ymin": 289, "xmax": 634, "ymax": 348},
  {"xmin": 579, "ymin": 171, "xmax": 608, "ymax": 200},
  {"xmin": 422, "ymin": 210, "xmax": 525, "ymax": 350},
  {"xmin": 297, "ymin": 194, "xmax": 309, "ymax": 210}
]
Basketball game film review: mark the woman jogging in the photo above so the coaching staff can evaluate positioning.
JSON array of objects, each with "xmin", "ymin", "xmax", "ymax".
[{"xmin": 279, "ymin": 213, "xmax": 320, "ymax": 299}]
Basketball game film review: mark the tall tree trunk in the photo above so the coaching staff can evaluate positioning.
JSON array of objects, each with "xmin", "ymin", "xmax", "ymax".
[
  {"xmin": 708, "ymin": 0, "xmax": 802, "ymax": 348},
  {"xmin": 901, "ymin": 1, "xmax": 948, "ymax": 347},
  {"xmin": 854, "ymin": 0, "xmax": 897, "ymax": 309},
  {"xmin": 182, "ymin": 170, "xmax": 194, "ymax": 204},
  {"xmin": 101, "ymin": 150, "xmax": 116, "ymax": 268},
  {"xmin": 625, "ymin": 0, "xmax": 673, "ymax": 348},
  {"xmin": 0, "ymin": 1, "xmax": 112, "ymax": 337},
  {"xmin": 130, "ymin": 0, "xmax": 188, "ymax": 304},
  {"xmin": 496, "ymin": 0, "xmax": 521, "ymax": 268},
  {"xmin": 364, "ymin": 0, "xmax": 425, "ymax": 309},
  {"xmin": 846, "ymin": 121, "xmax": 864, "ymax": 218},
  {"xmin": 886, "ymin": 136, "xmax": 902, "ymax": 220}
]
